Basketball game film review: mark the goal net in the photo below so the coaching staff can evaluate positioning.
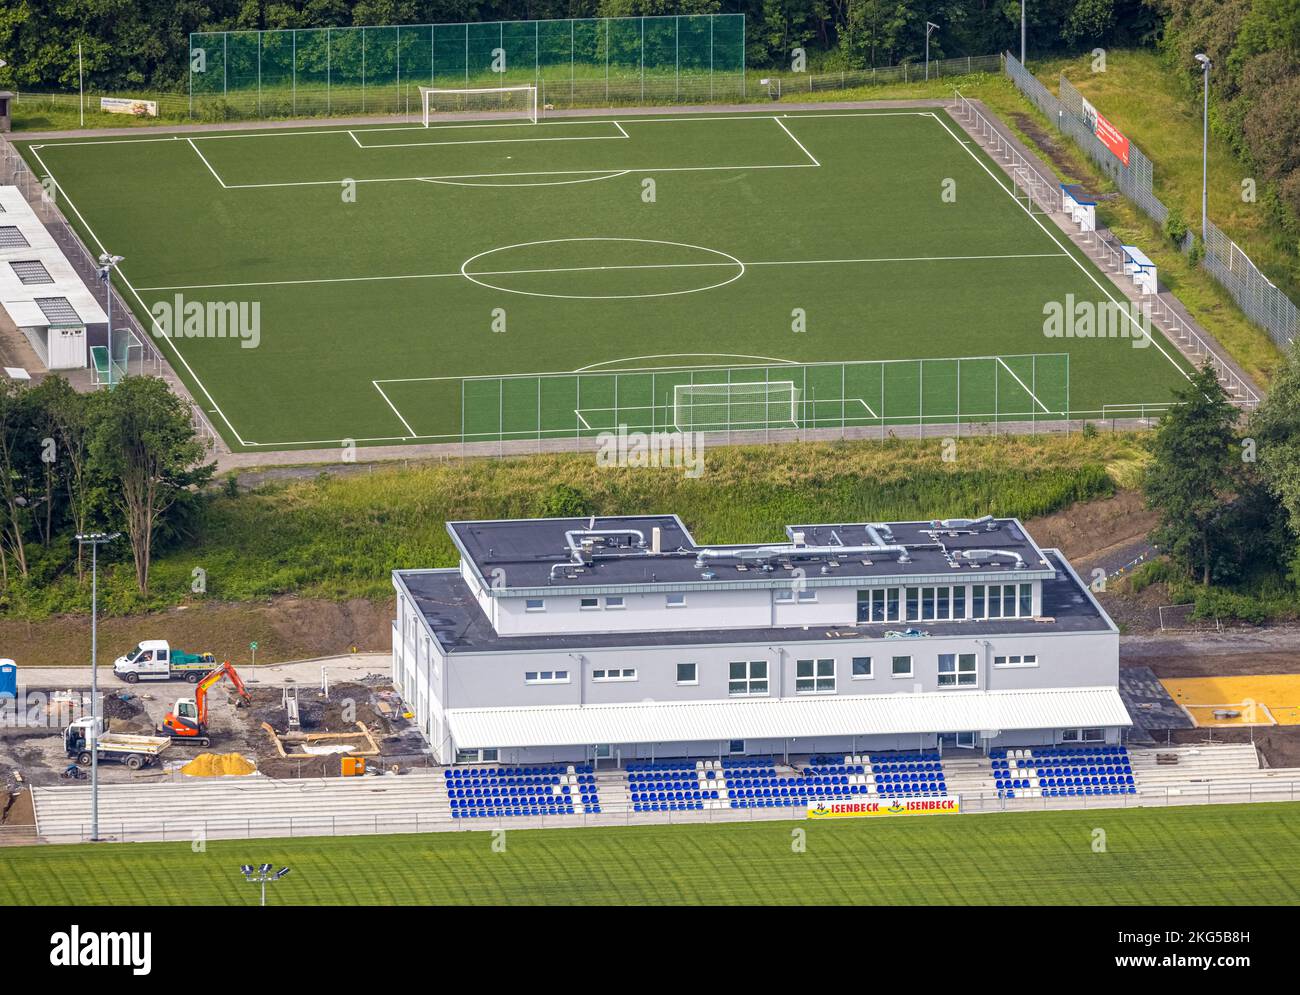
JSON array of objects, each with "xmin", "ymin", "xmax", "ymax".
[
  {"xmin": 420, "ymin": 85, "xmax": 538, "ymax": 126},
  {"xmin": 673, "ymin": 381, "xmax": 800, "ymax": 433}
]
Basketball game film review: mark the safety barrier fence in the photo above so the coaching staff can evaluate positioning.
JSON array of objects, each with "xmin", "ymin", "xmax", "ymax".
[
  {"xmin": 952, "ymin": 87, "xmax": 1260, "ymax": 410},
  {"xmin": 9, "ymin": 775, "xmax": 1299, "ymax": 844},
  {"xmin": 1005, "ymin": 53, "xmax": 1297, "ymax": 350}
]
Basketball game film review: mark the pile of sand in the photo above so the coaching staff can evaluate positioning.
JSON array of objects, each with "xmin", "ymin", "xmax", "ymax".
[{"xmin": 182, "ymin": 753, "xmax": 256, "ymax": 777}]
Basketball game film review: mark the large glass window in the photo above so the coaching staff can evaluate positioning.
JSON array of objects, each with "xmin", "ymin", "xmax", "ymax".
[
  {"xmin": 972, "ymin": 585, "xmax": 985, "ymax": 618},
  {"xmin": 1019, "ymin": 583, "xmax": 1033, "ymax": 617},
  {"xmin": 938, "ymin": 653, "xmax": 978, "ymax": 687},
  {"xmin": 796, "ymin": 658, "xmax": 835, "ymax": 694},
  {"xmin": 887, "ymin": 588, "xmax": 900, "ymax": 621},
  {"xmin": 905, "ymin": 587, "xmax": 920, "ymax": 621},
  {"xmin": 953, "ymin": 586, "xmax": 966, "ymax": 619},
  {"xmin": 729, "ymin": 660, "xmax": 769, "ymax": 696}
]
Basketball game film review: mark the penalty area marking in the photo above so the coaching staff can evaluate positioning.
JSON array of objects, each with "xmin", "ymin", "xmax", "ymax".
[{"xmin": 348, "ymin": 120, "xmax": 629, "ymax": 149}]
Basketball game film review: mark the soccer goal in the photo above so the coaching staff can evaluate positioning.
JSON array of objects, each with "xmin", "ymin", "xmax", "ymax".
[
  {"xmin": 673, "ymin": 381, "xmax": 800, "ymax": 433},
  {"xmin": 419, "ymin": 85, "xmax": 539, "ymax": 126}
]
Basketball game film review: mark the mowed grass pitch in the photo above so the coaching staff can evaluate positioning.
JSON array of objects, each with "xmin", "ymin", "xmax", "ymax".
[
  {"xmin": 3, "ymin": 803, "xmax": 1298, "ymax": 905},
  {"xmin": 20, "ymin": 108, "xmax": 1191, "ymax": 451}
]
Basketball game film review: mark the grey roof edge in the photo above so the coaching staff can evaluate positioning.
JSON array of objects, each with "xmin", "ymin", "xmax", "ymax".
[{"xmin": 1049, "ymin": 546, "xmax": 1120, "ymax": 635}]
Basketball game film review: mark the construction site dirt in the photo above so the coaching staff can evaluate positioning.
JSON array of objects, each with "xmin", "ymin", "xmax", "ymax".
[{"xmin": 0, "ymin": 673, "xmax": 427, "ymax": 789}]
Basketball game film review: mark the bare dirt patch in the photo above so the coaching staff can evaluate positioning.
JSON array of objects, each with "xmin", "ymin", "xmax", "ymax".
[{"xmin": 1, "ymin": 596, "xmax": 391, "ymax": 667}]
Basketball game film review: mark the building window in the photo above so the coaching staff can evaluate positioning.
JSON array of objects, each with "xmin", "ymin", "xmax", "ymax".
[
  {"xmin": 891, "ymin": 655, "xmax": 912, "ymax": 678},
  {"xmin": 922, "ymin": 587, "xmax": 935, "ymax": 621},
  {"xmin": 777, "ymin": 588, "xmax": 795, "ymax": 604},
  {"xmin": 524, "ymin": 670, "xmax": 570, "ymax": 684},
  {"xmin": 905, "ymin": 587, "xmax": 920, "ymax": 621},
  {"xmin": 851, "ymin": 656, "xmax": 873, "ymax": 679},
  {"xmin": 939, "ymin": 732, "xmax": 976, "ymax": 749},
  {"xmin": 796, "ymin": 658, "xmax": 835, "ymax": 694},
  {"xmin": 676, "ymin": 663, "xmax": 698, "ymax": 685},
  {"xmin": 728, "ymin": 739, "xmax": 746, "ymax": 755},
  {"xmin": 580, "ymin": 597, "xmax": 599, "ymax": 610},
  {"xmin": 666, "ymin": 593, "xmax": 686, "ymax": 608},
  {"xmin": 605, "ymin": 596, "xmax": 625, "ymax": 610},
  {"xmin": 953, "ymin": 586, "xmax": 966, "ymax": 619},
  {"xmin": 937, "ymin": 587, "xmax": 950, "ymax": 619},
  {"xmin": 973, "ymin": 584, "xmax": 985, "ymax": 618},
  {"xmin": 1062, "ymin": 728, "xmax": 1105, "ymax": 744},
  {"xmin": 1019, "ymin": 583, "xmax": 1033, "ymax": 617},
  {"xmin": 856, "ymin": 590, "xmax": 870, "ymax": 621},
  {"xmin": 994, "ymin": 654, "xmax": 1039, "ymax": 668},
  {"xmin": 525, "ymin": 598, "xmax": 545, "ymax": 612},
  {"xmin": 728, "ymin": 660, "xmax": 768, "ymax": 696},
  {"xmin": 938, "ymin": 653, "xmax": 978, "ymax": 688},
  {"xmin": 887, "ymin": 588, "xmax": 900, "ymax": 621},
  {"xmin": 592, "ymin": 668, "xmax": 636, "ymax": 682},
  {"xmin": 797, "ymin": 589, "xmax": 817, "ymax": 602},
  {"xmin": 857, "ymin": 589, "xmax": 892, "ymax": 622},
  {"xmin": 455, "ymin": 748, "xmax": 499, "ymax": 763}
]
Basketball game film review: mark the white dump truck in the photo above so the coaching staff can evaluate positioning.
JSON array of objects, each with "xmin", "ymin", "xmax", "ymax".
[
  {"xmin": 113, "ymin": 640, "xmax": 216, "ymax": 683},
  {"xmin": 64, "ymin": 716, "xmax": 170, "ymax": 771}
]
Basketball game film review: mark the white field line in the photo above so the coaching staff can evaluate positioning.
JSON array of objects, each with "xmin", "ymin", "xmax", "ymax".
[
  {"xmin": 372, "ymin": 381, "xmax": 417, "ymax": 437},
  {"xmin": 573, "ymin": 409, "xmax": 593, "ymax": 431},
  {"xmin": 995, "ymin": 357, "xmax": 1051, "ymax": 414},
  {"xmin": 187, "ymin": 138, "xmax": 228, "ymax": 188},
  {"xmin": 415, "ymin": 170, "xmax": 631, "ymax": 188},
  {"xmin": 350, "ymin": 123, "xmax": 630, "ymax": 149},
  {"xmin": 927, "ymin": 110, "xmax": 1193, "ymax": 389},
  {"xmin": 25, "ymin": 144, "xmax": 247, "ymax": 447},
  {"xmin": 136, "ymin": 253, "xmax": 1067, "ymax": 293},
  {"xmin": 31, "ymin": 111, "xmax": 935, "ymax": 149},
  {"xmin": 772, "ymin": 116, "xmax": 820, "ymax": 166}
]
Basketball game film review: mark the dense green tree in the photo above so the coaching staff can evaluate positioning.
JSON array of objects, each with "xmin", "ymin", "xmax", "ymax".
[
  {"xmin": 87, "ymin": 377, "xmax": 215, "ymax": 595},
  {"xmin": 1143, "ymin": 362, "xmax": 1246, "ymax": 585}
]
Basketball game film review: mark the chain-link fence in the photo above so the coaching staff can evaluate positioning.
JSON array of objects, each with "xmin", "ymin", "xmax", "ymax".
[
  {"xmin": 188, "ymin": 15, "xmax": 746, "ymax": 118},
  {"xmin": 1005, "ymin": 54, "xmax": 1297, "ymax": 350}
]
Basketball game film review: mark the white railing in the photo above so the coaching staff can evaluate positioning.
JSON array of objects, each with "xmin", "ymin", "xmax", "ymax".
[{"xmin": 951, "ymin": 90, "xmax": 1260, "ymax": 412}]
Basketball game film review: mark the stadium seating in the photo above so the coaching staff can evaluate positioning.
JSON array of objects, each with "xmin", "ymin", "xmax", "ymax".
[
  {"xmin": 989, "ymin": 745, "xmax": 1136, "ymax": 799},
  {"xmin": 809, "ymin": 752, "xmax": 949, "ymax": 799},
  {"xmin": 445, "ymin": 764, "xmax": 602, "ymax": 818}
]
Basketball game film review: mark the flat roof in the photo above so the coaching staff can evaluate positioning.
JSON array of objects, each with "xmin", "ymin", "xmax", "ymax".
[
  {"xmin": 397, "ymin": 549, "xmax": 1114, "ymax": 657},
  {"xmin": 446, "ymin": 514, "xmax": 1054, "ymax": 595}
]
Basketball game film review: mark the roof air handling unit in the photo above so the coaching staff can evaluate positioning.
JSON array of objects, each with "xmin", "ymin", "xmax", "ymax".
[
  {"xmin": 932, "ymin": 515, "xmax": 997, "ymax": 531},
  {"xmin": 959, "ymin": 549, "xmax": 1025, "ymax": 569}
]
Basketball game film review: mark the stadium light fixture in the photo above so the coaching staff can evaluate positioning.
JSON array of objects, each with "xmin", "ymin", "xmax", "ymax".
[
  {"xmin": 240, "ymin": 864, "xmax": 292, "ymax": 906},
  {"xmin": 96, "ymin": 253, "xmax": 125, "ymax": 387},
  {"xmin": 1195, "ymin": 54, "xmax": 1212, "ymax": 243},
  {"xmin": 75, "ymin": 531, "xmax": 120, "ymax": 842},
  {"xmin": 925, "ymin": 22, "xmax": 940, "ymax": 81}
]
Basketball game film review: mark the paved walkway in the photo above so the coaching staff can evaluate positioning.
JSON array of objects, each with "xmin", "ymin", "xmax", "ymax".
[{"xmin": 18, "ymin": 653, "xmax": 390, "ymax": 690}]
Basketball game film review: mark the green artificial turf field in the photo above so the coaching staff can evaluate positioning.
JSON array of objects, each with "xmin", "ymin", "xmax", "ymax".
[
  {"xmin": 19, "ymin": 106, "xmax": 1192, "ymax": 451},
  {"xmin": 3, "ymin": 803, "xmax": 1297, "ymax": 905}
]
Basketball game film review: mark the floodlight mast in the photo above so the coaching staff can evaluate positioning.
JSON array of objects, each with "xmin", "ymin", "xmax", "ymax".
[{"xmin": 240, "ymin": 864, "xmax": 291, "ymax": 906}]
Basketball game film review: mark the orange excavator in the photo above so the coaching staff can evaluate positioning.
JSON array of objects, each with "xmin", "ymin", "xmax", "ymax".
[{"xmin": 162, "ymin": 661, "xmax": 251, "ymax": 747}]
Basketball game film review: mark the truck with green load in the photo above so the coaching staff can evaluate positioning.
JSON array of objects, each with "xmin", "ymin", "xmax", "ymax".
[{"xmin": 112, "ymin": 640, "xmax": 217, "ymax": 683}]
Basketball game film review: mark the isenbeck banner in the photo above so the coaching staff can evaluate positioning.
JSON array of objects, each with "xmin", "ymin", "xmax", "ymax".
[
  {"xmin": 1081, "ymin": 96, "xmax": 1130, "ymax": 166},
  {"xmin": 807, "ymin": 796, "xmax": 961, "ymax": 819}
]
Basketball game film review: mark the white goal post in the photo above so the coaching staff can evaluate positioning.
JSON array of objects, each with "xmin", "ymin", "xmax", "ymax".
[
  {"xmin": 673, "ymin": 381, "xmax": 800, "ymax": 433},
  {"xmin": 419, "ymin": 85, "xmax": 539, "ymax": 126}
]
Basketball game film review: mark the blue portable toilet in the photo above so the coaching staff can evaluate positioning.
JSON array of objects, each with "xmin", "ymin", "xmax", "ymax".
[{"xmin": 0, "ymin": 659, "xmax": 15, "ymax": 699}]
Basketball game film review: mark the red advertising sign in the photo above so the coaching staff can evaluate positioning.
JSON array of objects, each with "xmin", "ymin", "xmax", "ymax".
[{"xmin": 1081, "ymin": 96, "xmax": 1130, "ymax": 167}]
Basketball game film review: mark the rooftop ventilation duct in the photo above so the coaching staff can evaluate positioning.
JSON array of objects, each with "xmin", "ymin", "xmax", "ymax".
[
  {"xmin": 694, "ymin": 540, "xmax": 910, "ymax": 570},
  {"xmin": 932, "ymin": 515, "xmax": 996, "ymax": 531},
  {"xmin": 959, "ymin": 549, "xmax": 1024, "ymax": 569}
]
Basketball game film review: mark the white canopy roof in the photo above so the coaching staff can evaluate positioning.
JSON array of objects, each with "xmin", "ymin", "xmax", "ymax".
[
  {"xmin": 445, "ymin": 686, "xmax": 1131, "ymax": 750},
  {"xmin": 0, "ymin": 185, "xmax": 108, "ymax": 328}
]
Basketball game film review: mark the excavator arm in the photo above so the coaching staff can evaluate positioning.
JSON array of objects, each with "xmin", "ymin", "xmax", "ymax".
[{"xmin": 176, "ymin": 661, "xmax": 253, "ymax": 732}]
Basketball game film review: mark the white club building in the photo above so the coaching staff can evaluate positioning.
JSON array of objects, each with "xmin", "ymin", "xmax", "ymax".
[{"xmin": 392, "ymin": 514, "xmax": 1129, "ymax": 766}]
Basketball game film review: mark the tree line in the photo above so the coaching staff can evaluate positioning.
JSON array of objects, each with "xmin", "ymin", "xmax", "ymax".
[
  {"xmin": 0, "ymin": 1, "xmax": 1158, "ymax": 94},
  {"xmin": 1143, "ymin": 341, "xmax": 1300, "ymax": 619},
  {"xmin": 0, "ymin": 375, "xmax": 213, "ymax": 613}
]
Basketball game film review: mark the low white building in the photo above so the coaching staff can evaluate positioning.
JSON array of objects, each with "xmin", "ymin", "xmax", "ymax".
[{"xmin": 392, "ymin": 514, "xmax": 1128, "ymax": 766}]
